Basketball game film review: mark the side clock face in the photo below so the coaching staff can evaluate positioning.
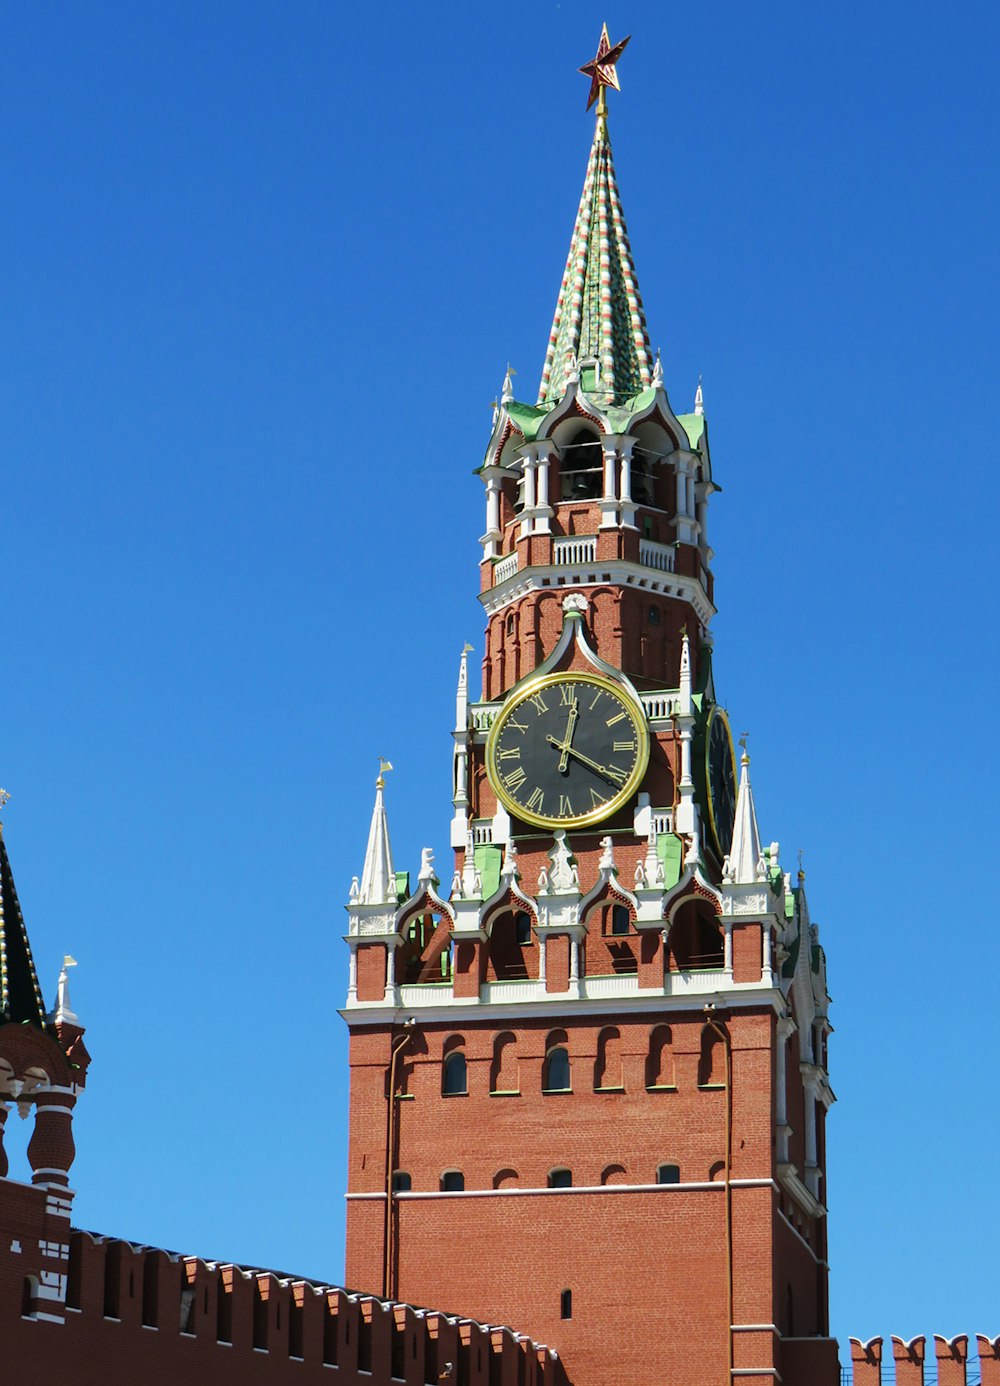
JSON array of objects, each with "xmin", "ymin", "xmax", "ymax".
[
  {"xmin": 704, "ymin": 706, "xmax": 738, "ymax": 858},
  {"xmin": 486, "ymin": 671, "xmax": 649, "ymax": 830}
]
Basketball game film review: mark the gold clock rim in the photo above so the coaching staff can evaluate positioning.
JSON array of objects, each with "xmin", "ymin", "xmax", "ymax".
[
  {"xmin": 703, "ymin": 705, "xmax": 737, "ymax": 858},
  {"xmin": 485, "ymin": 670, "xmax": 650, "ymax": 831}
]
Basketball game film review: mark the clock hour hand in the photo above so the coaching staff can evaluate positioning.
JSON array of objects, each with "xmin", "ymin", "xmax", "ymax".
[
  {"xmin": 558, "ymin": 699, "xmax": 579, "ymax": 773},
  {"xmin": 545, "ymin": 735, "xmax": 625, "ymax": 788}
]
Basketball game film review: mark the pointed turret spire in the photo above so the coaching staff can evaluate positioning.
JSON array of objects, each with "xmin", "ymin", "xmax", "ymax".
[
  {"xmin": 724, "ymin": 741, "xmax": 765, "ymax": 885},
  {"xmin": 538, "ymin": 29, "xmax": 652, "ymax": 407},
  {"xmin": 694, "ymin": 375, "xmax": 704, "ymax": 416},
  {"xmin": 48, "ymin": 956, "xmax": 80, "ymax": 1027},
  {"xmin": 0, "ymin": 819, "xmax": 49, "ymax": 1030},
  {"xmin": 357, "ymin": 761, "xmax": 396, "ymax": 906}
]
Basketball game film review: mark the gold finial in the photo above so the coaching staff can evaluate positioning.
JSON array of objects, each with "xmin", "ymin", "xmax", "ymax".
[
  {"xmin": 579, "ymin": 24, "xmax": 631, "ymax": 124},
  {"xmin": 376, "ymin": 757, "xmax": 394, "ymax": 790},
  {"xmin": 797, "ymin": 848, "xmax": 805, "ymax": 882},
  {"xmin": 738, "ymin": 733, "xmax": 750, "ymax": 767}
]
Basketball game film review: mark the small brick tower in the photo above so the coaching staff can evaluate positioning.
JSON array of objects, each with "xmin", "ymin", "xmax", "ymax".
[
  {"xmin": 342, "ymin": 29, "xmax": 838, "ymax": 1386},
  {"xmin": 0, "ymin": 804, "xmax": 90, "ymax": 1323}
]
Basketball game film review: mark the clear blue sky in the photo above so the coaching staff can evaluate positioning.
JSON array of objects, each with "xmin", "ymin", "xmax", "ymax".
[{"xmin": 2, "ymin": 1, "xmax": 997, "ymax": 1355}]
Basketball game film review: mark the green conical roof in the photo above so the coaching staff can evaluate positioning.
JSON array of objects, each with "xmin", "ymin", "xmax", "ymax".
[{"xmin": 538, "ymin": 110, "xmax": 653, "ymax": 407}]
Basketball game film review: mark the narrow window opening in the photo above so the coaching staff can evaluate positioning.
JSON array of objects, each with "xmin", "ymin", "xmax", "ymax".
[
  {"xmin": 560, "ymin": 1289, "xmax": 573, "ymax": 1320},
  {"xmin": 548, "ymin": 1168, "xmax": 572, "ymax": 1189},
  {"xmin": 515, "ymin": 911, "xmax": 532, "ymax": 944},
  {"xmin": 442, "ymin": 1050, "xmax": 468, "ymax": 1096},
  {"xmin": 543, "ymin": 1046, "xmax": 570, "ymax": 1093},
  {"xmin": 441, "ymin": 1170, "xmax": 465, "ymax": 1192},
  {"xmin": 560, "ymin": 429, "xmax": 603, "ymax": 500},
  {"xmin": 657, "ymin": 1163, "xmax": 680, "ymax": 1185},
  {"xmin": 21, "ymin": 1276, "xmax": 38, "ymax": 1320},
  {"xmin": 392, "ymin": 1170, "xmax": 412, "ymax": 1193},
  {"xmin": 611, "ymin": 904, "xmax": 630, "ymax": 935},
  {"xmin": 647, "ymin": 604, "xmax": 660, "ymax": 625}
]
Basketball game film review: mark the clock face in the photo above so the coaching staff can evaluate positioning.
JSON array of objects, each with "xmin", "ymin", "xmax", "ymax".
[
  {"xmin": 486, "ymin": 671, "xmax": 649, "ymax": 829},
  {"xmin": 704, "ymin": 706, "xmax": 737, "ymax": 858}
]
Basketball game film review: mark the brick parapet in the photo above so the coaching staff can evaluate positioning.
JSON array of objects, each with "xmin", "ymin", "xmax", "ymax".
[{"xmin": 0, "ymin": 1221, "xmax": 564, "ymax": 1385}]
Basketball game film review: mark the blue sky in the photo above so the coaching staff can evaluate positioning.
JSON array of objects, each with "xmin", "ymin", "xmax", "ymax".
[{"xmin": 2, "ymin": 1, "xmax": 997, "ymax": 1355}]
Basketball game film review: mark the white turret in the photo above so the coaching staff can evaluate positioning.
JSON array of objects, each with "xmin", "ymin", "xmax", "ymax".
[
  {"xmin": 673, "ymin": 632, "xmax": 699, "ymax": 837},
  {"xmin": 357, "ymin": 764, "xmax": 396, "ymax": 906},
  {"xmin": 723, "ymin": 745, "xmax": 766, "ymax": 885}
]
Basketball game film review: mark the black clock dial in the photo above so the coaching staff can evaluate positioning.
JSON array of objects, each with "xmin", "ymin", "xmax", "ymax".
[
  {"xmin": 486, "ymin": 672, "xmax": 649, "ymax": 829},
  {"xmin": 705, "ymin": 707, "xmax": 737, "ymax": 858}
]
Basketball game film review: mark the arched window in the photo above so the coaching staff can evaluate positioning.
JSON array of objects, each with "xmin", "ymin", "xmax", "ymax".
[
  {"xmin": 594, "ymin": 1026, "xmax": 622, "ymax": 1091},
  {"xmin": 548, "ymin": 1167, "xmax": 572, "ymax": 1189},
  {"xmin": 21, "ymin": 1276, "xmax": 38, "ymax": 1320},
  {"xmin": 493, "ymin": 1168, "xmax": 518, "ymax": 1189},
  {"xmin": 657, "ymin": 1163, "xmax": 680, "ymax": 1185},
  {"xmin": 610, "ymin": 904, "xmax": 630, "ymax": 936},
  {"xmin": 646, "ymin": 1025, "xmax": 675, "ymax": 1090},
  {"xmin": 442, "ymin": 1050, "xmax": 467, "ymax": 1096},
  {"xmin": 600, "ymin": 1163, "xmax": 627, "ymax": 1186},
  {"xmin": 560, "ymin": 429, "xmax": 603, "ymax": 500},
  {"xmin": 515, "ymin": 911, "xmax": 532, "ymax": 945},
  {"xmin": 486, "ymin": 909, "xmax": 535, "ymax": 982},
  {"xmin": 391, "ymin": 1171, "xmax": 411, "ymax": 1193},
  {"xmin": 490, "ymin": 1031, "xmax": 519, "ymax": 1095},
  {"xmin": 543, "ymin": 1046, "xmax": 571, "ymax": 1093},
  {"xmin": 560, "ymin": 1289, "xmax": 573, "ymax": 1320},
  {"xmin": 667, "ymin": 899, "xmax": 724, "ymax": 971},
  {"xmin": 440, "ymin": 1170, "xmax": 465, "ymax": 1192},
  {"xmin": 698, "ymin": 1027, "xmax": 726, "ymax": 1087}
]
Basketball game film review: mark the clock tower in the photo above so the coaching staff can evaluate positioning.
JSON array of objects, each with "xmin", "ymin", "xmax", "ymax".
[{"xmin": 342, "ymin": 29, "xmax": 837, "ymax": 1386}]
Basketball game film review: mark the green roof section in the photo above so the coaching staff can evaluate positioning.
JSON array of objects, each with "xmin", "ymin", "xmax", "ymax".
[
  {"xmin": 656, "ymin": 832, "xmax": 684, "ymax": 891},
  {"xmin": 474, "ymin": 844, "xmax": 503, "ymax": 901},
  {"xmin": 677, "ymin": 411, "xmax": 706, "ymax": 450}
]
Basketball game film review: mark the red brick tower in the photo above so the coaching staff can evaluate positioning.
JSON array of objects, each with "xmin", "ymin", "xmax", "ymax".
[
  {"xmin": 0, "ymin": 806, "xmax": 90, "ymax": 1324},
  {"xmin": 342, "ymin": 29, "xmax": 837, "ymax": 1386}
]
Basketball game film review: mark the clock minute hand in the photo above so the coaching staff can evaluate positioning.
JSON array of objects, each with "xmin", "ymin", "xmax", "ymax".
[{"xmin": 545, "ymin": 736, "xmax": 623, "ymax": 788}]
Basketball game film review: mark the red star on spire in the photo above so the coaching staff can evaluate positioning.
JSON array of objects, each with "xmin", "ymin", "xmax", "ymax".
[{"xmin": 578, "ymin": 24, "xmax": 631, "ymax": 111}]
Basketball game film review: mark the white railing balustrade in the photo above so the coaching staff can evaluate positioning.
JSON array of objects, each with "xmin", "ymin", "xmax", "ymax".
[
  {"xmin": 553, "ymin": 536, "xmax": 597, "ymax": 566},
  {"xmin": 640, "ymin": 692, "xmax": 677, "ymax": 721},
  {"xmin": 481, "ymin": 980, "xmax": 545, "ymax": 1004},
  {"xmin": 471, "ymin": 820, "xmax": 494, "ymax": 844},
  {"xmin": 582, "ymin": 973, "xmax": 640, "ymax": 999},
  {"xmin": 493, "ymin": 553, "xmax": 518, "ymax": 584},
  {"xmin": 639, "ymin": 539, "xmax": 676, "ymax": 573}
]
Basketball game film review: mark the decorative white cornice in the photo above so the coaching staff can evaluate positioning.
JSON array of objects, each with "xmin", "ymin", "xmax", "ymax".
[{"xmin": 479, "ymin": 560, "xmax": 715, "ymax": 628}]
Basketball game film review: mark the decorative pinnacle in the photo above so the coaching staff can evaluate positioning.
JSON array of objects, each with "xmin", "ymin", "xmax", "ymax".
[
  {"xmin": 739, "ymin": 732, "xmax": 750, "ymax": 767},
  {"xmin": 376, "ymin": 756, "xmax": 393, "ymax": 790},
  {"xmin": 579, "ymin": 24, "xmax": 631, "ymax": 118},
  {"xmin": 694, "ymin": 375, "xmax": 704, "ymax": 416}
]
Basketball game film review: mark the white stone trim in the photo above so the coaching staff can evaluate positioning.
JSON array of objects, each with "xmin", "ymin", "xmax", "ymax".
[
  {"xmin": 342, "ymin": 984, "xmax": 785, "ymax": 1026},
  {"xmin": 481, "ymin": 560, "xmax": 715, "ymax": 627},
  {"xmin": 732, "ymin": 1325, "xmax": 778, "ymax": 1333},
  {"xmin": 346, "ymin": 1177, "xmax": 776, "ymax": 1202}
]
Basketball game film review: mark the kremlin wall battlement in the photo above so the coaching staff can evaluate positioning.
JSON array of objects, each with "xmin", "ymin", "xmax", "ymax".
[
  {"xmin": 850, "ymin": 1336, "xmax": 1000, "ymax": 1386},
  {"xmin": 1, "ymin": 1221, "xmax": 565, "ymax": 1385}
]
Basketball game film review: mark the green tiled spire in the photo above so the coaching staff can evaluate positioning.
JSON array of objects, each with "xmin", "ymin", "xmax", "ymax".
[{"xmin": 538, "ymin": 108, "xmax": 653, "ymax": 407}]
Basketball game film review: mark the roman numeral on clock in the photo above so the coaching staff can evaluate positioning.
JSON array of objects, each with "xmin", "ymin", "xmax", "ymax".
[
  {"xmin": 558, "ymin": 684, "xmax": 576, "ymax": 705},
  {"xmin": 613, "ymin": 740, "xmax": 635, "ymax": 753},
  {"xmin": 606, "ymin": 711, "xmax": 627, "ymax": 726},
  {"xmin": 558, "ymin": 794, "xmax": 573, "ymax": 816},
  {"xmin": 525, "ymin": 786, "xmax": 545, "ymax": 813},
  {"xmin": 497, "ymin": 747, "xmax": 521, "ymax": 761},
  {"xmin": 528, "ymin": 692, "xmax": 549, "ymax": 715},
  {"xmin": 504, "ymin": 767, "xmax": 527, "ymax": 791}
]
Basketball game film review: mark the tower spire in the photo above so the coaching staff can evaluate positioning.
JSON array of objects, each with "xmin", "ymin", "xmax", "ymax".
[
  {"xmin": 724, "ymin": 739, "xmax": 764, "ymax": 884},
  {"xmin": 357, "ymin": 761, "xmax": 396, "ymax": 906},
  {"xmin": 0, "ymin": 815, "xmax": 48, "ymax": 1030},
  {"xmin": 538, "ymin": 27, "xmax": 651, "ymax": 407}
]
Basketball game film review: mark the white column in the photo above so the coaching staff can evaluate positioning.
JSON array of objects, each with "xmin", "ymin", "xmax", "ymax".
[
  {"xmin": 569, "ymin": 936, "xmax": 580, "ymax": 991},
  {"xmin": 518, "ymin": 460, "xmax": 536, "ymax": 539},
  {"xmin": 481, "ymin": 469, "xmax": 502, "ymax": 560},
  {"xmin": 534, "ymin": 451, "xmax": 552, "ymax": 534},
  {"xmin": 348, "ymin": 946, "xmax": 358, "ymax": 999},
  {"xmin": 618, "ymin": 437, "xmax": 637, "ymax": 529},
  {"xmin": 723, "ymin": 921, "xmax": 733, "ymax": 974},
  {"xmin": 762, "ymin": 925, "xmax": 773, "ymax": 984},
  {"xmin": 599, "ymin": 440, "xmax": 618, "ymax": 529},
  {"xmin": 538, "ymin": 932, "xmax": 547, "ymax": 986}
]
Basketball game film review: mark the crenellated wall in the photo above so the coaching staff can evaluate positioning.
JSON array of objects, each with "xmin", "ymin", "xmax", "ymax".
[
  {"xmin": 849, "ymin": 1335, "xmax": 1000, "ymax": 1385},
  {"xmin": 1, "ymin": 1221, "xmax": 566, "ymax": 1386}
]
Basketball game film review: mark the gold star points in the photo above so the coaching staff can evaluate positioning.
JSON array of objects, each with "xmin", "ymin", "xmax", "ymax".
[{"xmin": 578, "ymin": 24, "xmax": 631, "ymax": 111}]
